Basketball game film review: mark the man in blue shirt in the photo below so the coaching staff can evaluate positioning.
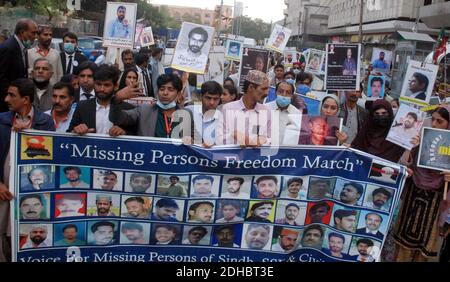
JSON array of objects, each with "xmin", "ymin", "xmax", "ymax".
[
  {"xmin": 107, "ymin": 5, "xmax": 131, "ymax": 39},
  {"xmin": 342, "ymin": 48, "xmax": 357, "ymax": 75},
  {"xmin": 372, "ymin": 51, "xmax": 389, "ymax": 70}
]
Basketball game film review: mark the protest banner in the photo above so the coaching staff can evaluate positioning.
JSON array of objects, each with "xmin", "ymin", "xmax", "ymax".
[
  {"xmin": 225, "ymin": 39, "xmax": 244, "ymax": 62},
  {"xmin": 325, "ymin": 44, "xmax": 361, "ymax": 91},
  {"xmin": 367, "ymin": 75, "xmax": 385, "ymax": 100},
  {"xmin": 371, "ymin": 48, "xmax": 393, "ymax": 73},
  {"xmin": 386, "ymin": 104, "xmax": 425, "ymax": 150},
  {"xmin": 103, "ymin": 2, "xmax": 137, "ymax": 49},
  {"xmin": 399, "ymin": 60, "xmax": 439, "ymax": 106},
  {"xmin": 140, "ymin": 27, "xmax": 155, "ymax": 48},
  {"xmin": 266, "ymin": 24, "xmax": 291, "ymax": 54},
  {"xmin": 418, "ymin": 127, "xmax": 450, "ymax": 172},
  {"xmin": 11, "ymin": 131, "xmax": 406, "ymax": 262},
  {"xmin": 239, "ymin": 48, "xmax": 270, "ymax": 91},
  {"xmin": 305, "ymin": 49, "xmax": 325, "ymax": 75},
  {"xmin": 171, "ymin": 22, "xmax": 215, "ymax": 74}
]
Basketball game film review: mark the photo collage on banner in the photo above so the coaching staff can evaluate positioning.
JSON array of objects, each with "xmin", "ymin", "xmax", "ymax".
[
  {"xmin": 103, "ymin": 2, "xmax": 137, "ymax": 49},
  {"xmin": 11, "ymin": 132, "xmax": 406, "ymax": 262},
  {"xmin": 325, "ymin": 43, "xmax": 361, "ymax": 91},
  {"xmin": 171, "ymin": 22, "xmax": 215, "ymax": 74}
]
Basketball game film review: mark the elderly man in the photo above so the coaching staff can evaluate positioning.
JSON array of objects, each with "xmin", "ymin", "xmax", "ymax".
[
  {"xmin": 216, "ymin": 70, "xmax": 271, "ymax": 146},
  {"xmin": 31, "ymin": 58, "xmax": 54, "ymax": 112}
]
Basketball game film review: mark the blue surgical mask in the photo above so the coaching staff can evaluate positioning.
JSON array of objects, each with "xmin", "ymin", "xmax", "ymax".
[
  {"xmin": 276, "ymin": 95, "xmax": 292, "ymax": 108},
  {"xmin": 64, "ymin": 43, "xmax": 75, "ymax": 54},
  {"xmin": 286, "ymin": 78, "xmax": 296, "ymax": 86},
  {"xmin": 297, "ymin": 85, "xmax": 310, "ymax": 95},
  {"xmin": 157, "ymin": 100, "xmax": 177, "ymax": 110}
]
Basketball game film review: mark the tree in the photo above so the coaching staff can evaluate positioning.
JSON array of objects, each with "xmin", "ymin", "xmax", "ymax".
[{"xmin": 235, "ymin": 16, "xmax": 271, "ymax": 41}]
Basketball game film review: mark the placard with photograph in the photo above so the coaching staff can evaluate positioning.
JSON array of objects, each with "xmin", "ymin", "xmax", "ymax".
[
  {"xmin": 225, "ymin": 39, "xmax": 243, "ymax": 62},
  {"xmin": 418, "ymin": 127, "xmax": 450, "ymax": 172},
  {"xmin": 399, "ymin": 60, "xmax": 439, "ymax": 106},
  {"xmin": 266, "ymin": 24, "xmax": 291, "ymax": 53},
  {"xmin": 305, "ymin": 49, "xmax": 326, "ymax": 75},
  {"xmin": 386, "ymin": 104, "xmax": 425, "ymax": 150},
  {"xmin": 371, "ymin": 48, "xmax": 393, "ymax": 73},
  {"xmin": 367, "ymin": 75, "xmax": 386, "ymax": 100},
  {"xmin": 103, "ymin": 2, "xmax": 137, "ymax": 49},
  {"xmin": 239, "ymin": 47, "xmax": 270, "ymax": 91},
  {"xmin": 325, "ymin": 43, "xmax": 361, "ymax": 91},
  {"xmin": 140, "ymin": 26, "xmax": 155, "ymax": 48}
]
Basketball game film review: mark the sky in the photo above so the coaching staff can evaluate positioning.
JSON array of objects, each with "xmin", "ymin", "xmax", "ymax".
[{"xmin": 149, "ymin": 0, "xmax": 286, "ymax": 23}]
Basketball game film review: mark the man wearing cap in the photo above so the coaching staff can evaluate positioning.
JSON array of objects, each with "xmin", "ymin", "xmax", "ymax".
[
  {"xmin": 333, "ymin": 209, "xmax": 358, "ymax": 233},
  {"xmin": 365, "ymin": 188, "xmax": 391, "ymax": 211},
  {"xmin": 272, "ymin": 228, "xmax": 300, "ymax": 252},
  {"xmin": 89, "ymin": 194, "xmax": 116, "ymax": 217},
  {"xmin": 21, "ymin": 224, "xmax": 51, "ymax": 249},
  {"xmin": 216, "ymin": 69, "xmax": 271, "ymax": 146},
  {"xmin": 160, "ymin": 176, "xmax": 187, "ymax": 197},
  {"xmin": 338, "ymin": 182, "xmax": 364, "ymax": 206},
  {"xmin": 275, "ymin": 203, "xmax": 301, "ymax": 226}
]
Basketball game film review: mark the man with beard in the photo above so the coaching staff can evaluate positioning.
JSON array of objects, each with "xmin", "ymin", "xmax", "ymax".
[
  {"xmin": 89, "ymin": 194, "xmax": 116, "ymax": 217},
  {"xmin": 356, "ymin": 213, "xmax": 384, "ymax": 239},
  {"xmin": 27, "ymin": 25, "xmax": 63, "ymax": 84},
  {"xmin": 21, "ymin": 225, "xmax": 51, "ymax": 249},
  {"xmin": 45, "ymin": 82, "xmax": 75, "ymax": 133},
  {"xmin": 272, "ymin": 228, "xmax": 300, "ymax": 252},
  {"xmin": 275, "ymin": 203, "xmax": 301, "ymax": 226},
  {"xmin": 31, "ymin": 58, "xmax": 54, "ymax": 112},
  {"xmin": 254, "ymin": 176, "xmax": 279, "ymax": 199},
  {"xmin": 55, "ymin": 224, "xmax": 85, "ymax": 246},
  {"xmin": 91, "ymin": 221, "xmax": 116, "ymax": 245},
  {"xmin": 190, "ymin": 175, "xmax": 216, "ymax": 198},
  {"xmin": 176, "ymin": 27, "xmax": 209, "ymax": 70},
  {"xmin": 372, "ymin": 51, "xmax": 388, "ymax": 70},
  {"xmin": 107, "ymin": 5, "xmax": 131, "ymax": 39},
  {"xmin": 338, "ymin": 182, "xmax": 364, "ymax": 206},
  {"xmin": 244, "ymin": 224, "xmax": 271, "ymax": 250},
  {"xmin": 68, "ymin": 64, "xmax": 135, "ymax": 135},
  {"xmin": 245, "ymin": 201, "xmax": 274, "ymax": 223},
  {"xmin": 159, "ymin": 176, "xmax": 187, "ymax": 197},
  {"xmin": 301, "ymin": 225, "xmax": 324, "ymax": 249},
  {"xmin": 339, "ymin": 90, "xmax": 368, "ymax": 144},
  {"xmin": 352, "ymin": 238, "xmax": 376, "ymax": 262},
  {"xmin": 128, "ymin": 173, "xmax": 152, "ymax": 193},
  {"xmin": 20, "ymin": 195, "xmax": 45, "ymax": 220},
  {"xmin": 122, "ymin": 197, "xmax": 149, "ymax": 218},
  {"xmin": 299, "ymin": 116, "xmax": 333, "ymax": 145},
  {"xmin": 187, "ymin": 201, "xmax": 214, "ymax": 223},
  {"xmin": 222, "ymin": 177, "xmax": 249, "ymax": 199},
  {"xmin": 121, "ymin": 222, "xmax": 148, "ymax": 244},
  {"xmin": 365, "ymin": 188, "xmax": 391, "ymax": 211},
  {"xmin": 60, "ymin": 166, "xmax": 89, "ymax": 188},
  {"xmin": 322, "ymin": 232, "xmax": 352, "ymax": 259},
  {"xmin": 391, "ymin": 112, "xmax": 420, "ymax": 144},
  {"xmin": 22, "ymin": 167, "xmax": 52, "ymax": 191},
  {"xmin": 281, "ymin": 177, "xmax": 306, "ymax": 200},
  {"xmin": 333, "ymin": 209, "xmax": 358, "ymax": 233},
  {"xmin": 214, "ymin": 225, "xmax": 240, "ymax": 247}
]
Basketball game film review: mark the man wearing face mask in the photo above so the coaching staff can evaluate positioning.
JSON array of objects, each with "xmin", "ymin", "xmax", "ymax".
[
  {"xmin": 0, "ymin": 19, "xmax": 38, "ymax": 112},
  {"xmin": 109, "ymin": 73, "xmax": 194, "ymax": 139},
  {"xmin": 59, "ymin": 32, "xmax": 87, "ymax": 75},
  {"xmin": 31, "ymin": 58, "xmax": 54, "ymax": 112},
  {"xmin": 68, "ymin": 65, "xmax": 135, "ymax": 135},
  {"xmin": 27, "ymin": 25, "xmax": 63, "ymax": 85},
  {"xmin": 296, "ymin": 72, "xmax": 313, "ymax": 95},
  {"xmin": 266, "ymin": 81, "xmax": 301, "ymax": 146}
]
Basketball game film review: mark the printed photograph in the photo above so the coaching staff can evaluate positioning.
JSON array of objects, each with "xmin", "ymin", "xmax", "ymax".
[
  {"xmin": 103, "ymin": 2, "xmax": 137, "ymax": 48},
  {"xmin": 19, "ymin": 223, "xmax": 53, "ymax": 249},
  {"xmin": 53, "ymin": 221, "xmax": 86, "ymax": 247},
  {"xmin": 20, "ymin": 165, "xmax": 55, "ymax": 192},
  {"xmin": 124, "ymin": 172, "xmax": 155, "ymax": 194},
  {"xmin": 156, "ymin": 175, "xmax": 189, "ymax": 198},
  {"xmin": 19, "ymin": 194, "xmax": 51, "ymax": 220},
  {"xmin": 299, "ymin": 115, "xmax": 342, "ymax": 146},
  {"xmin": 92, "ymin": 169, "xmax": 124, "ymax": 192},
  {"xmin": 87, "ymin": 193, "xmax": 121, "ymax": 217},
  {"xmin": 280, "ymin": 176, "xmax": 309, "ymax": 200},
  {"xmin": 181, "ymin": 225, "xmax": 212, "ymax": 246},
  {"xmin": 151, "ymin": 197, "xmax": 184, "ymax": 222},
  {"xmin": 120, "ymin": 221, "xmax": 151, "ymax": 245},
  {"xmin": 386, "ymin": 104, "xmax": 425, "ymax": 150}
]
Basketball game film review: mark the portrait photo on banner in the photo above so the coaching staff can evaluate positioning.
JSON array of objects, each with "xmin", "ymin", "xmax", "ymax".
[
  {"xmin": 325, "ymin": 43, "xmax": 361, "ymax": 91},
  {"xmin": 367, "ymin": 75, "xmax": 385, "ymax": 100},
  {"xmin": 299, "ymin": 115, "xmax": 343, "ymax": 146},
  {"xmin": 103, "ymin": 2, "xmax": 137, "ymax": 48},
  {"xmin": 305, "ymin": 49, "xmax": 325, "ymax": 75},
  {"xmin": 368, "ymin": 159, "xmax": 400, "ymax": 185},
  {"xmin": 19, "ymin": 193, "xmax": 51, "ymax": 220},
  {"xmin": 418, "ymin": 127, "xmax": 450, "ymax": 172},
  {"xmin": 266, "ymin": 24, "xmax": 291, "ymax": 53},
  {"xmin": 371, "ymin": 48, "xmax": 393, "ymax": 73},
  {"xmin": 386, "ymin": 104, "xmax": 425, "ymax": 150},
  {"xmin": 225, "ymin": 39, "xmax": 243, "ymax": 62},
  {"xmin": 20, "ymin": 165, "xmax": 55, "ymax": 192},
  {"xmin": 399, "ymin": 60, "xmax": 438, "ymax": 105},
  {"xmin": 171, "ymin": 22, "xmax": 215, "ymax": 74}
]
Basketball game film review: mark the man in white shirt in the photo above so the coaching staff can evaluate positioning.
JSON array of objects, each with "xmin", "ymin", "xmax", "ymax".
[
  {"xmin": 45, "ymin": 82, "xmax": 75, "ymax": 133},
  {"xmin": 271, "ymin": 228, "xmax": 300, "ymax": 252},
  {"xmin": 221, "ymin": 177, "xmax": 250, "ymax": 199},
  {"xmin": 352, "ymin": 238, "xmax": 376, "ymax": 262},
  {"xmin": 21, "ymin": 225, "xmax": 51, "ymax": 249},
  {"xmin": 31, "ymin": 58, "xmax": 54, "ymax": 112}
]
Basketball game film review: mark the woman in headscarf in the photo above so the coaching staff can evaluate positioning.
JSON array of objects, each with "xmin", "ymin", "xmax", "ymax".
[
  {"xmin": 351, "ymin": 99, "xmax": 404, "ymax": 162},
  {"xmin": 393, "ymin": 105, "xmax": 450, "ymax": 262},
  {"xmin": 319, "ymin": 95, "xmax": 348, "ymax": 145}
]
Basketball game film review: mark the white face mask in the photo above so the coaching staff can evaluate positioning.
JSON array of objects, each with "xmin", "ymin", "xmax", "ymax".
[{"xmin": 156, "ymin": 100, "xmax": 177, "ymax": 110}]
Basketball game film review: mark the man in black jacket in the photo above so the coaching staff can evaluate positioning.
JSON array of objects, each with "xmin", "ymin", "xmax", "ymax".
[
  {"xmin": 68, "ymin": 65, "xmax": 135, "ymax": 135},
  {"xmin": 0, "ymin": 19, "xmax": 38, "ymax": 112},
  {"xmin": 60, "ymin": 32, "xmax": 88, "ymax": 75}
]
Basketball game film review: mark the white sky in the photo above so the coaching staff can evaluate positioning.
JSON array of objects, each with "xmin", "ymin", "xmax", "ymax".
[{"xmin": 149, "ymin": 0, "xmax": 285, "ymax": 23}]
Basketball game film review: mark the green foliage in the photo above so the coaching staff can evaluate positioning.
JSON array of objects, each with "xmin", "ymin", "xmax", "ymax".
[{"xmin": 235, "ymin": 16, "xmax": 271, "ymax": 41}]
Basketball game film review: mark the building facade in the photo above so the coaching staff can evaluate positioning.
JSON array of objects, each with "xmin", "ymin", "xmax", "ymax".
[{"xmin": 419, "ymin": 0, "xmax": 450, "ymax": 29}]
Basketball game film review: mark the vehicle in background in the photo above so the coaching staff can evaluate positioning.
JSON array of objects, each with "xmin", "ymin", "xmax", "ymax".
[
  {"xmin": 51, "ymin": 38, "xmax": 63, "ymax": 52},
  {"xmin": 77, "ymin": 36, "xmax": 104, "ymax": 62}
]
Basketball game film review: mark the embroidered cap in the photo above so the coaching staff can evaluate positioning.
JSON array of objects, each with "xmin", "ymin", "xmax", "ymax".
[{"xmin": 245, "ymin": 70, "xmax": 268, "ymax": 85}]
